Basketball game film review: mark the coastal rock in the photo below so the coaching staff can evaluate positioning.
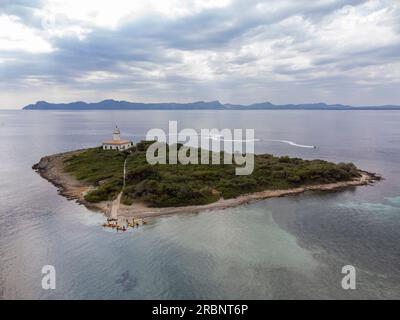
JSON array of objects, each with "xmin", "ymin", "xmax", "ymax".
[{"xmin": 32, "ymin": 156, "xmax": 49, "ymax": 170}]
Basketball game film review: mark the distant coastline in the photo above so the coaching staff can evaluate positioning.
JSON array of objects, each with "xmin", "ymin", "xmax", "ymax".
[{"xmin": 23, "ymin": 99, "xmax": 400, "ymax": 110}]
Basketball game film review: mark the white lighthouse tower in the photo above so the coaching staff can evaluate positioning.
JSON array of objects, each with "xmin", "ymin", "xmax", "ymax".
[{"xmin": 113, "ymin": 126, "xmax": 121, "ymax": 141}]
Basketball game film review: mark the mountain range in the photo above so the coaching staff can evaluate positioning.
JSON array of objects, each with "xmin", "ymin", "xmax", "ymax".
[{"xmin": 23, "ymin": 100, "xmax": 400, "ymax": 110}]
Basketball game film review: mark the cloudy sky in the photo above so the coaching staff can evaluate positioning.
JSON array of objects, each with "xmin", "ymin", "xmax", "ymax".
[{"xmin": 1, "ymin": 0, "xmax": 399, "ymax": 108}]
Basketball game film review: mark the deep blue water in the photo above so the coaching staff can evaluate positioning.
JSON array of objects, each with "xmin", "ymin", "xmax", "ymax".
[{"xmin": 0, "ymin": 110, "xmax": 399, "ymax": 299}]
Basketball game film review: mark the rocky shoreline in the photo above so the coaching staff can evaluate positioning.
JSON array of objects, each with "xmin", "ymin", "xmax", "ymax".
[{"xmin": 33, "ymin": 150, "xmax": 381, "ymax": 220}]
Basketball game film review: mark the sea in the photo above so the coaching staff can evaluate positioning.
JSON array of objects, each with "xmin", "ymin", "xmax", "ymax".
[{"xmin": 0, "ymin": 110, "xmax": 399, "ymax": 299}]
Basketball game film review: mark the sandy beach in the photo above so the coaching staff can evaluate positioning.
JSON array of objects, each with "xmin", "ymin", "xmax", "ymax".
[{"xmin": 33, "ymin": 150, "xmax": 381, "ymax": 221}]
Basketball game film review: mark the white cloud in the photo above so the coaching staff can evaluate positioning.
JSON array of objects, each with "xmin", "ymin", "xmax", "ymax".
[
  {"xmin": 0, "ymin": 14, "xmax": 53, "ymax": 53},
  {"xmin": 314, "ymin": 1, "xmax": 400, "ymax": 53},
  {"xmin": 75, "ymin": 71, "xmax": 123, "ymax": 83},
  {"xmin": 39, "ymin": 0, "xmax": 232, "ymax": 30}
]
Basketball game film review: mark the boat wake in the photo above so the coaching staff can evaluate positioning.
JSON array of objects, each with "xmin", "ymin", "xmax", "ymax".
[
  {"xmin": 263, "ymin": 139, "xmax": 316, "ymax": 149},
  {"xmin": 141, "ymin": 133, "xmax": 315, "ymax": 148}
]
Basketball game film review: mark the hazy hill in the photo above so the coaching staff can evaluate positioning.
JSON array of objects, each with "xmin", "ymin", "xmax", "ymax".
[{"xmin": 23, "ymin": 99, "xmax": 400, "ymax": 110}]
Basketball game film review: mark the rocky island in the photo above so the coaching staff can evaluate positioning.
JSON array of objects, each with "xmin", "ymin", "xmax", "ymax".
[{"xmin": 33, "ymin": 141, "xmax": 381, "ymax": 223}]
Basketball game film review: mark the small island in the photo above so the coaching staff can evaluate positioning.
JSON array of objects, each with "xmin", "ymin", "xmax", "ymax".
[{"xmin": 33, "ymin": 139, "xmax": 381, "ymax": 224}]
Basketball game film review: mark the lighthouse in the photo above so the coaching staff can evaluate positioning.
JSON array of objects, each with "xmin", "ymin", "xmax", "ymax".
[{"xmin": 102, "ymin": 126, "xmax": 133, "ymax": 151}]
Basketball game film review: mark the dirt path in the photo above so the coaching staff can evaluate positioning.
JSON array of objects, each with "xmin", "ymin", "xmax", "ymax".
[
  {"xmin": 123, "ymin": 158, "xmax": 127, "ymax": 188},
  {"xmin": 109, "ymin": 158, "xmax": 127, "ymax": 219},
  {"xmin": 110, "ymin": 192, "xmax": 122, "ymax": 219}
]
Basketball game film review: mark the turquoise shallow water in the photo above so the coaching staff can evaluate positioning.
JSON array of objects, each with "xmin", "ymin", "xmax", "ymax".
[
  {"xmin": 0, "ymin": 110, "xmax": 399, "ymax": 299},
  {"xmin": 386, "ymin": 196, "xmax": 400, "ymax": 207}
]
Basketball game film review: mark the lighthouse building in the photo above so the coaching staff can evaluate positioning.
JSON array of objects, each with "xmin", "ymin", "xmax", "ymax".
[{"xmin": 102, "ymin": 126, "xmax": 133, "ymax": 151}]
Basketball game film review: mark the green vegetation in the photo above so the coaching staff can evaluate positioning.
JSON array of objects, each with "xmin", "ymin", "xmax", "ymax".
[
  {"xmin": 64, "ymin": 141, "xmax": 361, "ymax": 207},
  {"xmin": 63, "ymin": 148, "xmax": 127, "ymax": 202}
]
